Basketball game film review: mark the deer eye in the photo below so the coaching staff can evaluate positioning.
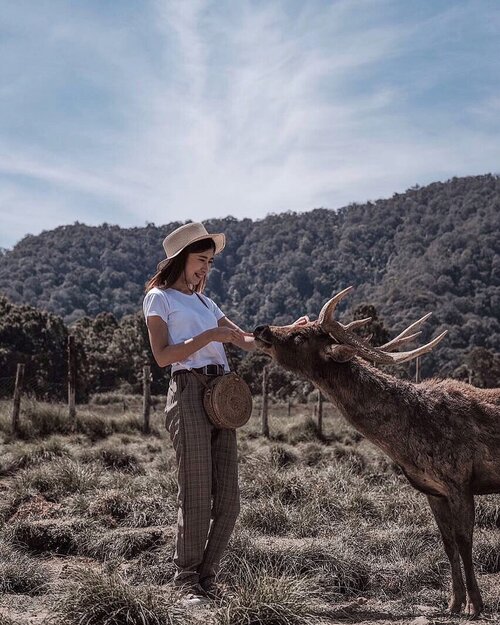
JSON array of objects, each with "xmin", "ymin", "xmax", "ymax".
[{"xmin": 294, "ymin": 335, "xmax": 305, "ymax": 345}]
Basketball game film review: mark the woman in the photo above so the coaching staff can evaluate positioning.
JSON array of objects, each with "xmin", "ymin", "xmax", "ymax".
[
  {"xmin": 143, "ymin": 221, "xmax": 309, "ymax": 606},
  {"xmin": 143, "ymin": 222, "xmax": 255, "ymax": 606}
]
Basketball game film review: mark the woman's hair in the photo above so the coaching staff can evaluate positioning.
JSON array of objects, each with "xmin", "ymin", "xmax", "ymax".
[{"xmin": 145, "ymin": 238, "xmax": 216, "ymax": 293}]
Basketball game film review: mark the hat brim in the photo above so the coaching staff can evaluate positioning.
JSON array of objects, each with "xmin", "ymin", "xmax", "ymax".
[{"xmin": 157, "ymin": 233, "xmax": 225, "ymax": 271}]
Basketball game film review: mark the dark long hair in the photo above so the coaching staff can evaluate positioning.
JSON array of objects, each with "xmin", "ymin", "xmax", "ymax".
[{"xmin": 145, "ymin": 238, "xmax": 216, "ymax": 293}]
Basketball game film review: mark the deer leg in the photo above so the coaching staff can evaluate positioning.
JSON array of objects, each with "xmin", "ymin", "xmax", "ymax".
[
  {"xmin": 427, "ymin": 494, "xmax": 466, "ymax": 613},
  {"xmin": 447, "ymin": 491, "xmax": 483, "ymax": 619}
]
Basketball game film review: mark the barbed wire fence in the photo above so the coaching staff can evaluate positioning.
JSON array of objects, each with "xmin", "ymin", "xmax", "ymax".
[{"xmin": 0, "ymin": 337, "xmax": 161, "ymax": 437}]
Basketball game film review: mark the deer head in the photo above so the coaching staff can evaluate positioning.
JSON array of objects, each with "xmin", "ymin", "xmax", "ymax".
[{"xmin": 253, "ymin": 286, "xmax": 447, "ymax": 373}]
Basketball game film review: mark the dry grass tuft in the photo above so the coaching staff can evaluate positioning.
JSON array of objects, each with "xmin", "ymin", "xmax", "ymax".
[
  {"xmin": 474, "ymin": 530, "xmax": 500, "ymax": 573},
  {"xmin": 81, "ymin": 527, "xmax": 166, "ymax": 561},
  {"xmin": 0, "ymin": 540, "xmax": 51, "ymax": 594},
  {"xmin": 126, "ymin": 547, "xmax": 176, "ymax": 586},
  {"xmin": 52, "ymin": 567, "xmax": 181, "ymax": 625},
  {"xmin": 269, "ymin": 443, "xmax": 299, "ymax": 468},
  {"xmin": 476, "ymin": 495, "xmax": 500, "ymax": 528},
  {"xmin": 223, "ymin": 532, "xmax": 369, "ymax": 599},
  {"xmin": 0, "ymin": 437, "xmax": 71, "ymax": 475},
  {"xmin": 10, "ymin": 458, "xmax": 103, "ymax": 503},
  {"xmin": 215, "ymin": 557, "xmax": 319, "ymax": 625},
  {"xmin": 284, "ymin": 416, "xmax": 323, "ymax": 444},
  {"xmin": 0, "ymin": 614, "xmax": 20, "ymax": 625},
  {"xmin": 6, "ymin": 517, "xmax": 86, "ymax": 554},
  {"xmin": 80, "ymin": 444, "xmax": 143, "ymax": 473}
]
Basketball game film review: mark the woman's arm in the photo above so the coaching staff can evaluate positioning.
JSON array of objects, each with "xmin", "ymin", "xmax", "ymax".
[{"xmin": 146, "ymin": 316, "xmax": 246, "ymax": 367}]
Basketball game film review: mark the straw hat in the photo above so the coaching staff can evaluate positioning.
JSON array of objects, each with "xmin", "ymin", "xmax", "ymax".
[{"xmin": 157, "ymin": 222, "xmax": 226, "ymax": 271}]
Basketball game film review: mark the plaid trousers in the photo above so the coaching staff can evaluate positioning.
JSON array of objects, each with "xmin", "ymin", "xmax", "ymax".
[{"xmin": 165, "ymin": 371, "xmax": 240, "ymax": 587}]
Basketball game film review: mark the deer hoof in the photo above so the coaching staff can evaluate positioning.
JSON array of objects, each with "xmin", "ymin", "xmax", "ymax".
[
  {"xmin": 447, "ymin": 595, "xmax": 465, "ymax": 614},
  {"xmin": 465, "ymin": 598, "xmax": 484, "ymax": 620}
]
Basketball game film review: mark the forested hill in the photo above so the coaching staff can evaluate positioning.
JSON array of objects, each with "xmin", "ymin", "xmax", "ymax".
[{"xmin": 1, "ymin": 173, "xmax": 499, "ymax": 377}]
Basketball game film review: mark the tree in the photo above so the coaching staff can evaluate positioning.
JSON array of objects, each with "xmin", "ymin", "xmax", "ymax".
[{"xmin": 0, "ymin": 295, "xmax": 67, "ymax": 399}]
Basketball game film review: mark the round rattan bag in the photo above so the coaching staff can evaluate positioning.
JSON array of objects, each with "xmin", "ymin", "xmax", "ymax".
[{"xmin": 202, "ymin": 372, "xmax": 253, "ymax": 429}]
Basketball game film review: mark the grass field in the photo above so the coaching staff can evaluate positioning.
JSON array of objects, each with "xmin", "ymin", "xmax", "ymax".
[{"xmin": 0, "ymin": 396, "xmax": 498, "ymax": 624}]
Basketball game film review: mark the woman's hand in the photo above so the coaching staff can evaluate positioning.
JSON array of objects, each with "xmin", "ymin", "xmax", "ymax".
[
  {"xmin": 291, "ymin": 315, "xmax": 310, "ymax": 326},
  {"xmin": 207, "ymin": 326, "xmax": 247, "ymax": 345}
]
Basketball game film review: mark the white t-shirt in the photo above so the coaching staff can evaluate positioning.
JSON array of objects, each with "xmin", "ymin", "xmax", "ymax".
[{"xmin": 143, "ymin": 287, "xmax": 230, "ymax": 373}]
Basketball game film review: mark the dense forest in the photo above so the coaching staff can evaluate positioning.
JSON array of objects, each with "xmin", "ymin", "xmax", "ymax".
[{"xmin": 1, "ymin": 174, "xmax": 499, "ymax": 396}]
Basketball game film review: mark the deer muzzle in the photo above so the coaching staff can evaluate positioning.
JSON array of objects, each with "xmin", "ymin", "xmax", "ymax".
[{"xmin": 253, "ymin": 325, "xmax": 273, "ymax": 346}]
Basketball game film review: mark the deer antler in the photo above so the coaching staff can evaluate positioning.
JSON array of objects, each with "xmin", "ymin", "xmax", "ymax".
[
  {"xmin": 379, "ymin": 313, "xmax": 432, "ymax": 350},
  {"xmin": 342, "ymin": 317, "xmax": 372, "ymax": 331},
  {"xmin": 317, "ymin": 286, "xmax": 354, "ymax": 325},
  {"xmin": 318, "ymin": 288, "xmax": 447, "ymax": 365}
]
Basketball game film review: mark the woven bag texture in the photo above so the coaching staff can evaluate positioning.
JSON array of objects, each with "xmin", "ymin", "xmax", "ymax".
[{"xmin": 203, "ymin": 373, "xmax": 252, "ymax": 429}]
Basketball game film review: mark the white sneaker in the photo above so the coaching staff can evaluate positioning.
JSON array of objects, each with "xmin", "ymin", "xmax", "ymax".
[{"xmin": 178, "ymin": 584, "xmax": 211, "ymax": 608}]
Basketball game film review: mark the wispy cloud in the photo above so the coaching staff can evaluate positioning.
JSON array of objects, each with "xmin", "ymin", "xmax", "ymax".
[{"xmin": 0, "ymin": 0, "xmax": 499, "ymax": 248}]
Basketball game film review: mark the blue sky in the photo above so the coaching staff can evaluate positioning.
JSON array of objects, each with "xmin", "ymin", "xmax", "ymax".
[{"xmin": 1, "ymin": 0, "xmax": 499, "ymax": 249}]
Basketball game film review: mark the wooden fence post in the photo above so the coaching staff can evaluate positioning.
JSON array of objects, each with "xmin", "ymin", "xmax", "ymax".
[
  {"xmin": 317, "ymin": 390, "xmax": 323, "ymax": 438},
  {"xmin": 143, "ymin": 365, "xmax": 151, "ymax": 434},
  {"xmin": 261, "ymin": 365, "xmax": 269, "ymax": 438},
  {"xmin": 11, "ymin": 363, "xmax": 25, "ymax": 435},
  {"xmin": 415, "ymin": 356, "xmax": 421, "ymax": 384},
  {"xmin": 68, "ymin": 336, "xmax": 76, "ymax": 419}
]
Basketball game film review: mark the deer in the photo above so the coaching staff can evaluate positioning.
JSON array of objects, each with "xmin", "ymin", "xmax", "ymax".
[{"xmin": 253, "ymin": 286, "xmax": 500, "ymax": 619}]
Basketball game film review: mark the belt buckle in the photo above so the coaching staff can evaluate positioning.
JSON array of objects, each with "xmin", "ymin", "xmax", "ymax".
[{"xmin": 203, "ymin": 364, "xmax": 223, "ymax": 375}]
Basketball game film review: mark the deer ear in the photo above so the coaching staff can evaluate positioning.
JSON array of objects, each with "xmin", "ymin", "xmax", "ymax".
[{"xmin": 322, "ymin": 344, "xmax": 356, "ymax": 362}]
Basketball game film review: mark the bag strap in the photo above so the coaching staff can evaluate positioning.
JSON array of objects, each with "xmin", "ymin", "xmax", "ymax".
[
  {"xmin": 189, "ymin": 367, "xmax": 209, "ymax": 389},
  {"xmin": 195, "ymin": 292, "xmax": 210, "ymax": 309},
  {"xmin": 192, "ymin": 292, "xmax": 216, "ymax": 388}
]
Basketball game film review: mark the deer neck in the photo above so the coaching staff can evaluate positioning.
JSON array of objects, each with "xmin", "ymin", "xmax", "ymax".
[{"xmin": 310, "ymin": 358, "xmax": 415, "ymax": 459}]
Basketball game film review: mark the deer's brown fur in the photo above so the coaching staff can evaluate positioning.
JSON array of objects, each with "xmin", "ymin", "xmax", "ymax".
[{"xmin": 254, "ymin": 297, "xmax": 500, "ymax": 619}]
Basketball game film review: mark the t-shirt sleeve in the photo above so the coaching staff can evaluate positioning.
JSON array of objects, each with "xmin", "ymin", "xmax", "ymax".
[
  {"xmin": 143, "ymin": 290, "xmax": 170, "ymax": 324},
  {"xmin": 203, "ymin": 295, "xmax": 225, "ymax": 320}
]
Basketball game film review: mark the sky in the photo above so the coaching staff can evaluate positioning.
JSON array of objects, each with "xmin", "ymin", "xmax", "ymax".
[{"xmin": 1, "ymin": 0, "xmax": 499, "ymax": 249}]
